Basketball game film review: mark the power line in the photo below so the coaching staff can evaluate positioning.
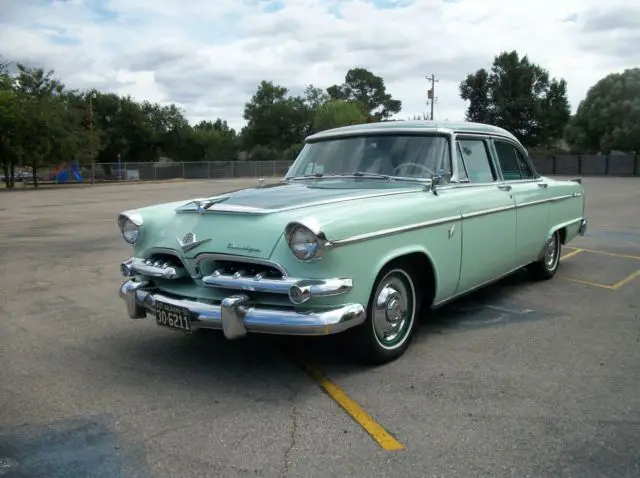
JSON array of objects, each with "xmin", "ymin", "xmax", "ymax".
[{"xmin": 425, "ymin": 74, "xmax": 439, "ymax": 120}]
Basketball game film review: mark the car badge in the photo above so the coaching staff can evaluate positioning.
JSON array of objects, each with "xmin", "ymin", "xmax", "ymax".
[
  {"xmin": 194, "ymin": 201, "xmax": 205, "ymax": 214},
  {"xmin": 177, "ymin": 232, "xmax": 211, "ymax": 252}
]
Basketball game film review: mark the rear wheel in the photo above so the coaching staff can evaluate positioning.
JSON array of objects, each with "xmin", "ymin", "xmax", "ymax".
[
  {"xmin": 528, "ymin": 230, "xmax": 561, "ymax": 280},
  {"xmin": 349, "ymin": 263, "xmax": 421, "ymax": 365}
]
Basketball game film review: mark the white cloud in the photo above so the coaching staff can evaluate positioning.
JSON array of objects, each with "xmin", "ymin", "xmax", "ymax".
[{"xmin": 1, "ymin": 0, "xmax": 638, "ymax": 131}]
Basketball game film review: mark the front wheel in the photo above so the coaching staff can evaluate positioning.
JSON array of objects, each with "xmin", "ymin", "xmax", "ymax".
[
  {"xmin": 528, "ymin": 230, "xmax": 561, "ymax": 280},
  {"xmin": 348, "ymin": 264, "xmax": 421, "ymax": 365}
]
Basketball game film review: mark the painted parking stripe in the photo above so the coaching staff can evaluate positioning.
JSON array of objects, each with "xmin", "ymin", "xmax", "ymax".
[
  {"xmin": 287, "ymin": 351, "xmax": 405, "ymax": 451},
  {"xmin": 564, "ymin": 246, "xmax": 640, "ymax": 261},
  {"xmin": 560, "ymin": 248, "xmax": 584, "ymax": 260}
]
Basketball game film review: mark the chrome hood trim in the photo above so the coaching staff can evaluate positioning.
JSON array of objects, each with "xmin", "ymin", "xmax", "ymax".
[{"xmin": 175, "ymin": 187, "xmax": 422, "ymax": 215}]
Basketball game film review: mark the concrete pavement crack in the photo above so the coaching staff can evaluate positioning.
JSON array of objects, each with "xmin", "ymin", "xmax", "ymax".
[{"xmin": 282, "ymin": 403, "xmax": 298, "ymax": 478}]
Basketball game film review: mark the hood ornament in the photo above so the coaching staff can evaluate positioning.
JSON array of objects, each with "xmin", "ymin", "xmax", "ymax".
[{"xmin": 177, "ymin": 233, "xmax": 211, "ymax": 252}]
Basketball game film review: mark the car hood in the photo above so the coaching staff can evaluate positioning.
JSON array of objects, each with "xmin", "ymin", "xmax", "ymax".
[{"xmin": 131, "ymin": 179, "xmax": 426, "ymax": 260}]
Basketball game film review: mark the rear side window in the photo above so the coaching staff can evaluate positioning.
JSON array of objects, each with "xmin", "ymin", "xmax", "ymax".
[
  {"xmin": 457, "ymin": 139, "xmax": 495, "ymax": 183},
  {"xmin": 494, "ymin": 140, "xmax": 535, "ymax": 180}
]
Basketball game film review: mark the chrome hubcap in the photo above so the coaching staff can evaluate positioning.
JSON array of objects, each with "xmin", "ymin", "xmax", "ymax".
[
  {"xmin": 545, "ymin": 234, "xmax": 558, "ymax": 269},
  {"xmin": 372, "ymin": 271, "xmax": 414, "ymax": 349}
]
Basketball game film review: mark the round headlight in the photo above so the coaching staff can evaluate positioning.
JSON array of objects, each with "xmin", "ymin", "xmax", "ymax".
[
  {"xmin": 121, "ymin": 218, "xmax": 139, "ymax": 244},
  {"xmin": 118, "ymin": 213, "xmax": 142, "ymax": 245},
  {"xmin": 286, "ymin": 224, "xmax": 320, "ymax": 261}
]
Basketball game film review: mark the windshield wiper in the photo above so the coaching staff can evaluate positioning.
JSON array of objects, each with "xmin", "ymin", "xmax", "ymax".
[
  {"xmin": 288, "ymin": 173, "xmax": 324, "ymax": 181},
  {"xmin": 335, "ymin": 172, "xmax": 393, "ymax": 181}
]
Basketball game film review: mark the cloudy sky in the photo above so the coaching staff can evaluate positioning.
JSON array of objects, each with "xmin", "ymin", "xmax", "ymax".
[{"xmin": 1, "ymin": 0, "xmax": 638, "ymax": 131}]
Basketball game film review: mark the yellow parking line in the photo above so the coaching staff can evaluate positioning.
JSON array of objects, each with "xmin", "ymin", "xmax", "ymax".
[
  {"xmin": 288, "ymin": 351, "xmax": 405, "ymax": 451},
  {"xmin": 561, "ymin": 248, "xmax": 584, "ymax": 260},
  {"xmin": 610, "ymin": 269, "xmax": 640, "ymax": 290},
  {"xmin": 560, "ymin": 276, "xmax": 615, "ymax": 289},
  {"xmin": 564, "ymin": 246, "xmax": 640, "ymax": 261}
]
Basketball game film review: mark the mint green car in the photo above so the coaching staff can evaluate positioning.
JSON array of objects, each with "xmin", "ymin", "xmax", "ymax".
[{"xmin": 118, "ymin": 121, "xmax": 587, "ymax": 364}]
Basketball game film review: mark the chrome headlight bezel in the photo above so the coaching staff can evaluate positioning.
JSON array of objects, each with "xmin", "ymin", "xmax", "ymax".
[
  {"xmin": 117, "ymin": 210, "xmax": 143, "ymax": 245},
  {"xmin": 284, "ymin": 219, "xmax": 330, "ymax": 262}
]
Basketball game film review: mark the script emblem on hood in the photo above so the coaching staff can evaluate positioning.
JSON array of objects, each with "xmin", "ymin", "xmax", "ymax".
[
  {"xmin": 227, "ymin": 242, "xmax": 261, "ymax": 253},
  {"xmin": 177, "ymin": 232, "xmax": 211, "ymax": 252}
]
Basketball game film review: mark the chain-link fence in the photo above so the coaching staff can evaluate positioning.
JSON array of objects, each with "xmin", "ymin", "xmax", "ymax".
[
  {"xmin": 88, "ymin": 160, "xmax": 293, "ymax": 182},
  {"xmin": 88, "ymin": 155, "xmax": 638, "ymax": 182},
  {"xmin": 23, "ymin": 153, "xmax": 640, "ymax": 185}
]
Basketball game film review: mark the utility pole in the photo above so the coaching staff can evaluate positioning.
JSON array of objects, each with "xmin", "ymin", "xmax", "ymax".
[{"xmin": 425, "ymin": 74, "xmax": 438, "ymax": 120}]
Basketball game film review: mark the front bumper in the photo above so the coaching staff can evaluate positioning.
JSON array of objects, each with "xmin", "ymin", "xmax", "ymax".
[{"xmin": 119, "ymin": 279, "xmax": 366, "ymax": 339}]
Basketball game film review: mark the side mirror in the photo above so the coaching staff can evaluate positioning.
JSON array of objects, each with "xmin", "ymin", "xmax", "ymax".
[{"xmin": 429, "ymin": 170, "xmax": 451, "ymax": 195}]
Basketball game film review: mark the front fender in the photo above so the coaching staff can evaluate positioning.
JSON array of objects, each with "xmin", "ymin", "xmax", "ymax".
[{"xmin": 269, "ymin": 217, "xmax": 462, "ymax": 308}]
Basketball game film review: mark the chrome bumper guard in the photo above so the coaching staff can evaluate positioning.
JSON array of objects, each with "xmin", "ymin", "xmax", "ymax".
[
  {"xmin": 119, "ymin": 279, "xmax": 366, "ymax": 339},
  {"xmin": 579, "ymin": 219, "xmax": 588, "ymax": 236},
  {"xmin": 201, "ymin": 271, "xmax": 353, "ymax": 304},
  {"xmin": 121, "ymin": 257, "xmax": 188, "ymax": 280}
]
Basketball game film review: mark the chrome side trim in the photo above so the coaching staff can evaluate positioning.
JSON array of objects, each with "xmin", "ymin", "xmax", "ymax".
[
  {"xmin": 461, "ymin": 204, "xmax": 514, "ymax": 219},
  {"xmin": 549, "ymin": 194, "xmax": 575, "ymax": 202},
  {"xmin": 327, "ymin": 191, "xmax": 582, "ymax": 247},
  {"xmin": 194, "ymin": 253, "xmax": 288, "ymax": 276},
  {"xmin": 440, "ymin": 249, "xmax": 569, "ymax": 307},
  {"xmin": 328, "ymin": 214, "xmax": 461, "ymax": 248},
  {"xmin": 120, "ymin": 257, "xmax": 188, "ymax": 279},
  {"xmin": 119, "ymin": 280, "xmax": 366, "ymax": 338},
  {"xmin": 433, "ymin": 264, "xmax": 528, "ymax": 308},
  {"xmin": 175, "ymin": 188, "xmax": 423, "ymax": 215},
  {"xmin": 515, "ymin": 198, "xmax": 549, "ymax": 208}
]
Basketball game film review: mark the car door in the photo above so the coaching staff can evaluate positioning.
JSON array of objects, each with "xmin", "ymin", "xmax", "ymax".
[
  {"xmin": 491, "ymin": 138, "xmax": 552, "ymax": 265},
  {"xmin": 454, "ymin": 135, "xmax": 518, "ymax": 294}
]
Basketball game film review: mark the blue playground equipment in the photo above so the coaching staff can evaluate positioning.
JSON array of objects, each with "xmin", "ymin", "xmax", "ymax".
[{"xmin": 51, "ymin": 159, "xmax": 83, "ymax": 183}]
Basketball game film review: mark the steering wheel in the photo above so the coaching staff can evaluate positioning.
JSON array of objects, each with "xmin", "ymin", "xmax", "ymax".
[{"xmin": 393, "ymin": 162, "xmax": 434, "ymax": 177}]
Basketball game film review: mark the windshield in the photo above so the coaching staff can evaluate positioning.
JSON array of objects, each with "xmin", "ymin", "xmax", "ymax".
[{"xmin": 286, "ymin": 134, "xmax": 452, "ymax": 180}]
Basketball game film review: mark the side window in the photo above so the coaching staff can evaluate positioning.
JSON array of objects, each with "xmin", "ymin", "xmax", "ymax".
[
  {"xmin": 515, "ymin": 148, "xmax": 534, "ymax": 179},
  {"xmin": 493, "ymin": 140, "xmax": 535, "ymax": 180},
  {"xmin": 493, "ymin": 141, "xmax": 522, "ymax": 180},
  {"xmin": 455, "ymin": 143, "xmax": 469, "ymax": 182},
  {"xmin": 437, "ymin": 139, "xmax": 452, "ymax": 182},
  {"xmin": 457, "ymin": 139, "xmax": 495, "ymax": 183}
]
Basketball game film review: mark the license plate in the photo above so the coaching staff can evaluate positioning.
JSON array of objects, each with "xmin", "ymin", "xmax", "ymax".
[{"xmin": 155, "ymin": 301, "xmax": 191, "ymax": 333}]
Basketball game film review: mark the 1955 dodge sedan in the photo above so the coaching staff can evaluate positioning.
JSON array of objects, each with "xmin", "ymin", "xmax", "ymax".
[{"xmin": 117, "ymin": 120, "xmax": 587, "ymax": 364}]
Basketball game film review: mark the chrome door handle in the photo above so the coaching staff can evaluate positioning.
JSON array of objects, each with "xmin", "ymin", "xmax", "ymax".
[
  {"xmin": 498, "ymin": 184, "xmax": 512, "ymax": 191},
  {"xmin": 538, "ymin": 183, "xmax": 548, "ymax": 188}
]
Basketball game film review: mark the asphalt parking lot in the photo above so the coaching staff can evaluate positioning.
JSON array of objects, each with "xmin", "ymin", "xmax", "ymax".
[{"xmin": 1, "ymin": 176, "xmax": 639, "ymax": 478}]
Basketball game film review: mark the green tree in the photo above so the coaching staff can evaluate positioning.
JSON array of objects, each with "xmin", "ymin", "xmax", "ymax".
[
  {"xmin": 313, "ymin": 99, "xmax": 368, "ymax": 132},
  {"xmin": 327, "ymin": 67, "xmax": 401, "ymax": 120},
  {"xmin": 459, "ymin": 50, "xmax": 571, "ymax": 147},
  {"xmin": 12, "ymin": 64, "xmax": 71, "ymax": 186},
  {"xmin": 242, "ymin": 80, "xmax": 311, "ymax": 154},
  {"xmin": 564, "ymin": 68, "xmax": 640, "ymax": 154}
]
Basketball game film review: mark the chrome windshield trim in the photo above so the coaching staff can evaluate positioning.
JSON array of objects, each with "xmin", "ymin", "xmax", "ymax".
[
  {"xmin": 285, "ymin": 173, "xmax": 431, "ymax": 186},
  {"xmin": 306, "ymin": 126, "xmax": 456, "ymax": 141}
]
